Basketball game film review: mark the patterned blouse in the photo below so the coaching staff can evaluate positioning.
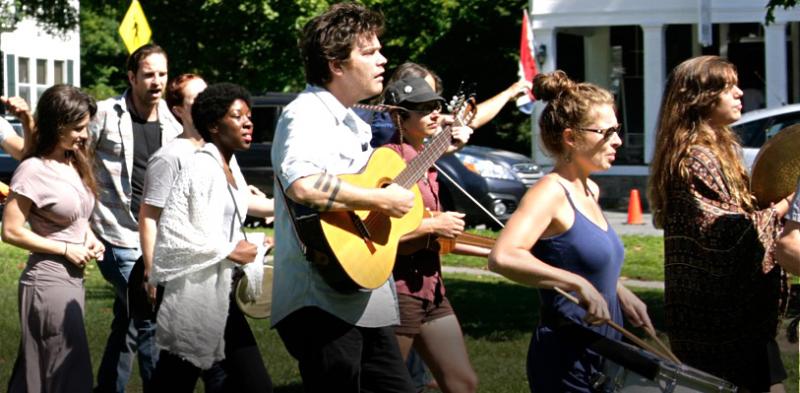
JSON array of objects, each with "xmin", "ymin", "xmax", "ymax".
[{"xmin": 662, "ymin": 145, "xmax": 784, "ymax": 389}]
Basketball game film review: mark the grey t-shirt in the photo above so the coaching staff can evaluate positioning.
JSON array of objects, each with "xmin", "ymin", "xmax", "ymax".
[
  {"xmin": 142, "ymin": 138, "xmax": 200, "ymax": 209},
  {"xmin": 787, "ymin": 177, "xmax": 800, "ymax": 223}
]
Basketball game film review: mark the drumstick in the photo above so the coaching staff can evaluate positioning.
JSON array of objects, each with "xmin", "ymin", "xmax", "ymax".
[
  {"xmin": 644, "ymin": 327, "xmax": 682, "ymax": 364},
  {"xmin": 553, "ymin": 287, "xmax": 677, "ymax": 364}
]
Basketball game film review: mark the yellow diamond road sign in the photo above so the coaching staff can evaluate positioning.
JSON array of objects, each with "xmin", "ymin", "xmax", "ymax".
[{"xmin": 118, "ymin": 0, "xmax": 152, "ymax": 54}]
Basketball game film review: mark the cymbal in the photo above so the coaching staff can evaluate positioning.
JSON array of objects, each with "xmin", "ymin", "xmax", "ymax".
[{"xmin": 750, "ymin": 124, "xmax": 800, "ymax": 208}]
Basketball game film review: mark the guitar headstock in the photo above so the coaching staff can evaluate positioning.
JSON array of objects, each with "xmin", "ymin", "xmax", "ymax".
[{"xmin": 447, "ymin": 82, "xmax": 477, "ymax": 128}]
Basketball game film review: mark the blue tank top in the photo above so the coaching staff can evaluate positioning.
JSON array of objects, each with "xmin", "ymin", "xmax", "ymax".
[
  {"xmin": 526, "ymin": 184, "xmax": 625, "ymax": 392},
  {"xmin": 532, "ymin": 184, "xmax": 624, "ymax": 337}
]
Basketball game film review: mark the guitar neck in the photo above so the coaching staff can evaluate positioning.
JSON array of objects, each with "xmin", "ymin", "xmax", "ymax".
[
  {"xmin": 394, "ymin": 101, "xmax": 474, "ymax": 189},
  {"xmin": 394, "ymin": 125, "xmax": 454, "ymax": 188},
  {"xmin": 456, "ymin": 232, "xmax": 496, "ymax": 249}
]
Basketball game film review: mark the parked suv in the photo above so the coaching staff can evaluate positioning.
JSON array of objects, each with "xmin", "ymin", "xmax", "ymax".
[{"xmin": 241, "ymin": 93, "xmax": 543, "ymax": 228}]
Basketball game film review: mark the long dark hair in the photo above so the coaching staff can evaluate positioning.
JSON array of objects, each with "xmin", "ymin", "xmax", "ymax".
[
  {"xmin": 26, "ymin": 84, "xmax": 98, "ymax": 194},
  {"xmin": 648, "ymin": 56, "xmax": 749, "ymax": 228}
]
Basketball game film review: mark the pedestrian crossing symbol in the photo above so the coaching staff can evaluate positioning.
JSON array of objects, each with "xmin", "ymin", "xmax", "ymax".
[{"xmin": 118, "ymin": 0, "xmax": 152, "ymax": 54}]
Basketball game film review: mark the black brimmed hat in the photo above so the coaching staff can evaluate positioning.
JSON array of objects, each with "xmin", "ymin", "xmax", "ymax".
[{"xmin": 384, "ymin": 77, "xmax": 444, "ymax": 107}]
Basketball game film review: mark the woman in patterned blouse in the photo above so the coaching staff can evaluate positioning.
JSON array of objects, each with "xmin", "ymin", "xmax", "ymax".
[{"xmin": 649, "ymin": 55, "xmax": 794, "ymax": 393}]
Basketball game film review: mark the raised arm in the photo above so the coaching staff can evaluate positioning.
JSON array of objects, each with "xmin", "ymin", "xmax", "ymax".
[
  {"xmin": 0, "ymin": 96, "xmax": 34, "ymax": 160},
  {"xmin": 469, "ymin": 80, "xmax": 532, "ymax": 129}
]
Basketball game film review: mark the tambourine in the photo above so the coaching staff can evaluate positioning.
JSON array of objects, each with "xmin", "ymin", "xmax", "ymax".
[{"xmin": 235, "ymin": 255, "xmax": 274, "ymax": 319}]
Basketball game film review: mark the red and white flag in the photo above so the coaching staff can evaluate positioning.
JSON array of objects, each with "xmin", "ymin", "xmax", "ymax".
[{"xmin": 517, "ymin": 9, "xmax": 538, "ymax": 114}]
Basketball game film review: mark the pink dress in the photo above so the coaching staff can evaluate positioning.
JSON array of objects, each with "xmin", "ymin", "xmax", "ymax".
[{"xmin": 8, "ymin": 157, "xmax": 95, "ymax": 393}]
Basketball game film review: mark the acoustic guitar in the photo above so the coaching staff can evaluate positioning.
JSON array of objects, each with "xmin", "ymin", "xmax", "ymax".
[{"xmin": 293, "ymin": 96, "xmax": 477, "ymax": 292}]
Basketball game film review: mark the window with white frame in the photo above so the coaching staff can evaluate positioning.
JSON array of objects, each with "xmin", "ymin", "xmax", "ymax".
[
  {"xmin": 10, "ymin": 57, "xmax": 71, "ymax": 107},
  {"xmin": 54, "ymin": 60, "xmax": 64, "ymax": 85},
  {"xmin": 18, "ymin": 57, "xmax": 30, "ymax": 105},
  {"xmin": 36, "ymin": 59, "xmax": 48, "ymax": 101}
]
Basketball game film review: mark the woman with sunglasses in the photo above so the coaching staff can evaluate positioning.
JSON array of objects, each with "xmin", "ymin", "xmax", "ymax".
[
  {"xmin": 382, "ymin": 76, "xmax": 478, "ymax": 393},
  {"xmin": 649, "ymin": 56, "xmax": 792, "ymax": 393},
  {"xmin": 488, "ymin": 70, "xmax": 654, "ymax": 393}
]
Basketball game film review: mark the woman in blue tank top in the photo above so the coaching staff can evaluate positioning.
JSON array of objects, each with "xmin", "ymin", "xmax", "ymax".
[{"xmin": 488, "ymin": 70, "xmax": 655, "ymax": 393}]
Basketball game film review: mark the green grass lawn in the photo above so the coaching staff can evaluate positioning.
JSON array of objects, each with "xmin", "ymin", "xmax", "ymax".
[
  {"xmin": 443, "ymin": 231, "xmax": 665, "ymax": 282},
  {"xmin": 0, "ymin": 238, "xmax": 796, "ymax": 392}
]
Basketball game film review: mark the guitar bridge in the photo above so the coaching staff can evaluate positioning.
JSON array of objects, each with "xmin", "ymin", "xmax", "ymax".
[
  {"xmin": 348, "ymin": 211, "xmax": 377, "ymax": 253},
  {"xmin": 348, "ymin": 211, "xmax": 372, "ymax": 239}
]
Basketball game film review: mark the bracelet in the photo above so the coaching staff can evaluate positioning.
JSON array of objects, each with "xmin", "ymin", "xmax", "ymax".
[{"xmin": 63, "ymin": 242, "xmax": 68, "ymax": 256}]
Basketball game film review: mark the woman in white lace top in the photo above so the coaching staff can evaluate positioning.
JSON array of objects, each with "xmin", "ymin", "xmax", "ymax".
[{"xmin": 149, "ymin": 83, "xmax": 272, "ymax": 392}]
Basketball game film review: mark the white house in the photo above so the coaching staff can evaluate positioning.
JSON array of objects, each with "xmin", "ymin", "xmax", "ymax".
[
  {"xmin": 0, "ymin": 3, "xmax": 80, "ymax": 110},
  {"xmin": 530, "ymin": 0, "xmax": 799, "ymax": 179}
]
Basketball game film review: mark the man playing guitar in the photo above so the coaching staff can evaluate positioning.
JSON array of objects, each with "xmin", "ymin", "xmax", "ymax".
[{"xmin": 270, "ymin": 3, "xmax": 415, "ymax": 392}]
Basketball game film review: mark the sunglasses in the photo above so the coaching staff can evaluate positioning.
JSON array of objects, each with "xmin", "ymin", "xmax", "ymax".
[
  {"xmin": 578, "ymin": 124, "xmax": 622, "ymax": 140},
  {"xmin": 404, "ymin": 102, "xmax": 443, "ymax": 116}
]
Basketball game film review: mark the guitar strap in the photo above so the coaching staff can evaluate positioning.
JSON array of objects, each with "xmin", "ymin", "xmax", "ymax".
[{"xmin": 274, "ymin": 174, "xmax": 320, "ymax": 263}]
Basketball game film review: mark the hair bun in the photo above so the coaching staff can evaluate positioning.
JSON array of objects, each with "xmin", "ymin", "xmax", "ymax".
[{"xmin": 532, "ymin": 70, "xmax": 574, "ymax": 101}]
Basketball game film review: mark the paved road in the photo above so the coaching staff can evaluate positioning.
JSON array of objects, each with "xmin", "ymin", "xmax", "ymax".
[{"xmin": 604, "ymin": 210, "xmax": 662, "ymax": 236}]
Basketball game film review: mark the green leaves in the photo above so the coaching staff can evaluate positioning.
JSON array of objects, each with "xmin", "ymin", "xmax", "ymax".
[
  {"xmin": 765, "ymin": 0, "xmax": 798, "ymax": 24},
  {"xmin": 79, "ymin": 0, "xmax": 532, "ymax": 151}
]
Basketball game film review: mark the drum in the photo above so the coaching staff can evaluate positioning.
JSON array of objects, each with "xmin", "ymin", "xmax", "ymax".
[
  {"xmin": 600, "ymin": 341, "xmax": 738, "ymax": 393},
  {"xmin": 235, "ymin": 256, "xmax": 274, "ymax": 319}
]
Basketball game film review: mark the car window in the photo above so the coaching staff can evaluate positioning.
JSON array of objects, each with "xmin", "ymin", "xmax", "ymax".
[
  {"xmin": 251, "ymin": 105, "xmax": 281, "ymax": 143},
  {"xmin": 733, "ymin": 118, "xmax": 769, "ymax": 148},
  {"xmin": 764, "ymin": 111, "xmax": 800, "ymax": 139}
]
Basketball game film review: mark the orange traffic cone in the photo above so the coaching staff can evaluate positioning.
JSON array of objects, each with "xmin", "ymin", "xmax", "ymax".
[{"xmin": 627, "ymin": 189, "xmax": 644, "ymax": 225}]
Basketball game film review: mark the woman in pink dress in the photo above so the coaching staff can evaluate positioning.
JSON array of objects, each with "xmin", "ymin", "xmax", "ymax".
[{"xmin": 3, "ymin": 84, "xmax": 105, "ymax": 393}]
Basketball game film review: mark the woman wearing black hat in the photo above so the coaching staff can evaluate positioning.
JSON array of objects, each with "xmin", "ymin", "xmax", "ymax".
[{"xmin": 383, "ymin": 76, "xmax": 478, "ymax": 393}]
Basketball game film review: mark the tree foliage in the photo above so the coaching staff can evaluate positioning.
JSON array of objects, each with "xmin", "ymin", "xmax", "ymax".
[
  {"xmin": 81, "ymin": 0, "xmax": 531, "ymax": 152},
  {"xmin": 0, "ymin": 0, "xmax": 79, "ymax": 34},
  {"xmin": 766, "ymin": 0, "xmax": 798, "ymax": 23}
]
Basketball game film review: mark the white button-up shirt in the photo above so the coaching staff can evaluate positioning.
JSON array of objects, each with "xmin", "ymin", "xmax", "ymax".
[{"xmin": 270, "ymin": 85, "xmax": 399, "ymax": 328}]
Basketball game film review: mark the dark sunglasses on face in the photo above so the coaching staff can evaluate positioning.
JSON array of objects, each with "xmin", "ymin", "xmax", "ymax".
[
  {"xmin": 578, "ymin": 124, "xmax": 622, "ymax": 140},
  {"xmin": 404, "ymin": 102, "xmax": 443, "ymax": 116}
]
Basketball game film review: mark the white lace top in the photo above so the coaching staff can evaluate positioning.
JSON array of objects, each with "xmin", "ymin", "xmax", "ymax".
[{"xmin": 151, "ymin": 143, "xmax": 262, "ymax": 369}]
